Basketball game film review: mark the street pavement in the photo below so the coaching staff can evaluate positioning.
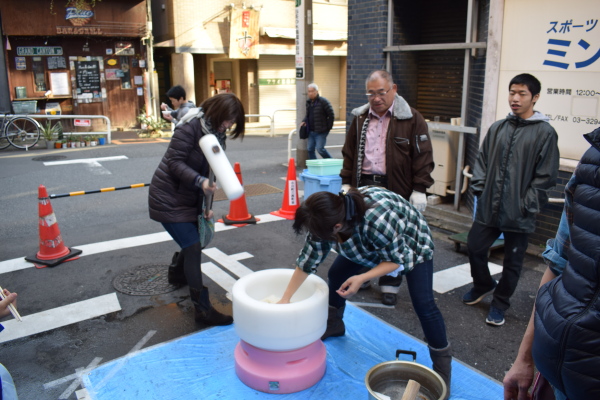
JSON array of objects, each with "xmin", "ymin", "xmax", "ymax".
[{"xmin": 0, "ymin": 131, "xmax": 547, "ymax": 399}]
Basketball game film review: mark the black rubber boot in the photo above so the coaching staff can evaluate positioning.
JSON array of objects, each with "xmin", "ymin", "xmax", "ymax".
[
  {"xmin": 321, "ymin": 305, "xmax": 346, "ymax": 340},
  {"xmin": 167, "ymin": 251, "xmax": 187, "ymax": 286},
  {"xmin": 379, "ymin": 275, "xmax": 403, "ymax": 306},
  {"xmin": 429, "ymin": 343, "xmax": 452, "ymax": 400},
  {"xmin": 190, "ymin": 286, "xmax": 233, "ymax": 326}
]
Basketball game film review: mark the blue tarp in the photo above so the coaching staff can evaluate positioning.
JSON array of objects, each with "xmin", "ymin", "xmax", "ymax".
[{"xmin": 82, "ymin": 304, "xmax": 502, "ymax": 399}]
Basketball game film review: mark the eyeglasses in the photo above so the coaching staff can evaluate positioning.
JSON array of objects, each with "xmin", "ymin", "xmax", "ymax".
[{"xmin": 365, "ymin": 88, "xmax": 392, "ymax": 99}]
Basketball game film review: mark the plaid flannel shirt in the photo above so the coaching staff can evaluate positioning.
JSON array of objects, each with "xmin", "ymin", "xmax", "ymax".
[{"xmin": 296, "ymin": 187, "xmax": 434, "ymax": 274}]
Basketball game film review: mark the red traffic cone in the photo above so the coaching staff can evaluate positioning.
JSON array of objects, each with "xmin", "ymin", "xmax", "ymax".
[
  {"xmin": 25, "ymin": 185, "xmax": 82, "ymax": 267},
  {"xmin": 271, "ymin": 158, "xmax": 300, "ymax": 220},
  {"xmin": 219, "ymin": 162, "xmax": 259, "ymax": 227}
]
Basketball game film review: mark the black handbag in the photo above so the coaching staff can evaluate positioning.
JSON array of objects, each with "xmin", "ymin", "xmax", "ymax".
[{"xmin": 299, "ymin": 125, "xmax": 308, "ymax": 139}]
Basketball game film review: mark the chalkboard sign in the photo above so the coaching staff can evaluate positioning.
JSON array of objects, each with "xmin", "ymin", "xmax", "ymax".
[{"xmin": 75, "ymin": 61, "xmax": 101, "ymax": 98}]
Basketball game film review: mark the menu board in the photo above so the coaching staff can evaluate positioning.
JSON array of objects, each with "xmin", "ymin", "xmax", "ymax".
[{"xmin": 75, "ymin": 61, "xmax": 101, "ymax": 98}]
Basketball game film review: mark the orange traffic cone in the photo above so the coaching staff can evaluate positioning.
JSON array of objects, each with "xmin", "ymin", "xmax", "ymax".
[
  {"xmin": 25, "ymin": 185, "xmax": 82, "ymax": 267},
  {"xmin": 270, "ymin": 158, "xmax": 300, "ymax": 220},
  {"xmin": 219, "ymin": 162, "xmax": 259, "ymax": 227}
]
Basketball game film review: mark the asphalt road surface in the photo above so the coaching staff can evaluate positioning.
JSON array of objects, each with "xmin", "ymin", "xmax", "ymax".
[{"xmin": 0, "ymin": 132, "xmax": 546, "ymax": 399}]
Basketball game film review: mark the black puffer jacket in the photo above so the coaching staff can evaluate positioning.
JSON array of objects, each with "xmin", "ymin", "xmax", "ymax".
[
  {"xmin": 304, "ymin": 95, "xmax": 334, "ymax": 134},
  {"xmin": 471, "ymin": 112, "xmax": 559, "ymax": 233},
  {"xmin": 532, "ymin": 127, "xmax": 600, "ymax": 399},
  {"xmin": 148, "ymin": 117, "xmax": 210, "ymax": 223}
]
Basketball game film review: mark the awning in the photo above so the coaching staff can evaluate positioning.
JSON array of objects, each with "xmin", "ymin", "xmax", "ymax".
[{"xmin": 260, "ymin": 27, "xmax": 347, "ymax": 41}]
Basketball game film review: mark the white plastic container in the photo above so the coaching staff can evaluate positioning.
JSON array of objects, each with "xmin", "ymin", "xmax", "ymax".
[
  {"xmin": 232, "ymin": 269, "xmax": 328, "ymax": 351},
  {"xmin": 198, "ymin": 134, "xmax": 244, "ymax": 200}
]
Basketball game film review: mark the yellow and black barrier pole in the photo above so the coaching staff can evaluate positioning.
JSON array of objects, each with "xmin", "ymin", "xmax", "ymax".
[{"xmin": 50, "ymin": 183, "xmax": 150, "ymax": 199}]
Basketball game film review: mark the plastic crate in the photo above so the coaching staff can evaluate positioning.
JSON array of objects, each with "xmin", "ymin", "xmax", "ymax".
[
  {"xmin": 305, "ymin": 159, "xmax": 343, "ymax": 176},
  {"xmin": 12, "ymin": 100, "xmax": 37, "ymax": 114},
  {"xmin": 299, "ymin": 170, "xmax": 342, "ymax": 199}
]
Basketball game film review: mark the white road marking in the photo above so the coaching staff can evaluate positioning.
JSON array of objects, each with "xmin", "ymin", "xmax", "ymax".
[
  {"xmin": 0, "ymin": 293, "xmax": 122, "ymax": 344},
  {"xmin": 433, "ymin": 262, "xmax": 503, "ymax": 294},
  {"xmin": 43, "ymin": 156, "xmax": 128, "ymax": 175},
  {"xmin": 44, "ymin": 359, "xmax": 103, "ymax": 389},
  {"xmin": 202, "ymin": 248, "xmax": 254, "ymax": 279},
  {"xmin": 0, "ymin": 213, "xmax": 283, "ymax": 275},
  {"xmin": 201, "ymin": 262, "xmax": 238, "ymax": 300}
]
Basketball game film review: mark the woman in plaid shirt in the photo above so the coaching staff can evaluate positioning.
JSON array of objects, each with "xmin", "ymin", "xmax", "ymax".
[{"xmin": 278, "ymin": 186, "xmax": 452, "ymax": 398}]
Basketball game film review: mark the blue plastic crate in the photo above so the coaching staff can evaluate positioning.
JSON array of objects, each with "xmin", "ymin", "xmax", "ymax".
[{"xmin": 299, "ymin": 170, "xmax": 342, "ymax": 200}]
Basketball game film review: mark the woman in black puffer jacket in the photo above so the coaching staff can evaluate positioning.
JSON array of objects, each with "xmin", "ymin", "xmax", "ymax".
[{"xmin": 148, "ymin": 93, "xmax": 245, "ymax": 326}]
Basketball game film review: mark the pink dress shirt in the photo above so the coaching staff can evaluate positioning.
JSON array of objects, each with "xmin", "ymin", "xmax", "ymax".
[{"xmin": 362, "ymin": 102, "xmax": 394, "ymax": 175}]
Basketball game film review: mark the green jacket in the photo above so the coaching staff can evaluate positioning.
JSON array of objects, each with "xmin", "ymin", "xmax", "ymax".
[{"xmin": 472, "ymin": 112, "xmax": 559, "ymax": 233}]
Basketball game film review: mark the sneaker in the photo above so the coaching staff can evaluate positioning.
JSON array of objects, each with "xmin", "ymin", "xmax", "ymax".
[
  {"xmin": 486, "ymin": 306, "xmax": 505, "ymax": 326},
  {"xmin": 462, "ymin": 282, "xmax": 497, "ymax": 305}
]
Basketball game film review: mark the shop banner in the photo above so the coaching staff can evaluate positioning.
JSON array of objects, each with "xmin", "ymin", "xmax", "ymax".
[
  {"xmin": 498, "ymin": 0, "xmax": 600, "ymax": 160},
  {"xmin": 229, "ymin": 8, "xmax": 259, "ymax": 59}
]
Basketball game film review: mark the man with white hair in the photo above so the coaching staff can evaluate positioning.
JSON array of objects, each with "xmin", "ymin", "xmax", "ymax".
[
  {"xmin": 300, "ymin": 83, "xmax": 335, "ymax": 159},
  {"xmin": 340, "ymin": 69, "xmax": 434, "ymax": 305}
]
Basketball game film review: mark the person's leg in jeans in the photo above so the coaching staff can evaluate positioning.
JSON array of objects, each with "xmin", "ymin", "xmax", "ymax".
[
  {"xmin": 315, "ymin": 132, "xmax": 332, "ymax": 158},
  {"xmin": 307, "ymin": 130, "xmax": 318, "ymax": 159},
  {"xmin": 406, "ymin": 259, "xmax": 447, "ymax": 349},
  {"xmin": 406, "ymin": 259, "xmax": 452, "ymax": 399},
  {"xmin": 467, "ymin": 222, "xmax": 502, "ymax": 292},
  {"xmin": 321, "ymin": 255, "xmax": 364, "ymax": 339},
  {"xmin": 490, "ymin": 231, "xmax": 529, "ymax": 311}
]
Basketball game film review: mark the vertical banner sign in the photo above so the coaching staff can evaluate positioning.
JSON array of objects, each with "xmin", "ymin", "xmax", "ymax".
[
  {"xmin": 229, "ymin": 8, "xmax": 260, "ymax": 59},
  {"xmin": 295, "ymin": 0, "xmax": 305, "ymax": 79}
]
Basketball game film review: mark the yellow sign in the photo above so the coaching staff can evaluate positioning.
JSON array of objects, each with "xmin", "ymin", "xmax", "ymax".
[
  {"xmin": 107, "ymin": 59, "xmax": 117, "ymax": 66},
  {"xmin": 229, "ymin": 9, "xmax": 260, "ymax": 59}
]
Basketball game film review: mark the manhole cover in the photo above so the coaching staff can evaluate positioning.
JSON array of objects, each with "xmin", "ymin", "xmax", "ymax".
[
  {"xmin": 32, "ymin": 155, "xmax": 67, "ymax": 162},
  {"xmin": 214, "ymin": 183, "xmax": 282, "ymax": 202},
  {"xmin": 113, "ymin": 264, "xmax": 180, "ymax": 296}
]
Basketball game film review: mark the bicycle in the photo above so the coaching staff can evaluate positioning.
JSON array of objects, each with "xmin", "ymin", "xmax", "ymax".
[{"xmin": 0, "ymin": 112, "xmax": 41, "ymax": 150}]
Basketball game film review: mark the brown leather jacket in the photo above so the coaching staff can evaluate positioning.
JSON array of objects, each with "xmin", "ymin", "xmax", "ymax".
[{"xmin": 341, "ymin": 94, "xmax": 434, "ymax": 200}]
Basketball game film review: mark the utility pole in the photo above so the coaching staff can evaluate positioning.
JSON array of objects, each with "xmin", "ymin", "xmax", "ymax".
[{"xmin": 295, "ymin": 0, "xmax": 313, "ymax": 170}]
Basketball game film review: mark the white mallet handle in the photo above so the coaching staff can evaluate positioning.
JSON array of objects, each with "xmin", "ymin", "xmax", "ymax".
[{"xmin": 199, "ymin": 134, "xmax": 244, "ymax": 200}]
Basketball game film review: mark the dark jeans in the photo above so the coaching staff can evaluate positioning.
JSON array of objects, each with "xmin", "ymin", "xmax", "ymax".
[
  {"xmin": 467, "ymin": 222, "xmax": 529, "ymax": 311},
  {"xmin": 307, "ymin": 130, "xmax": 331, "ymax": 159},
  {"xmin": 162, "ymin": 222, "xmax": 199, "ymax": 249},
  {"xmin": 328, "ymin": 255, "xmax": 448, "ymax": 349}
]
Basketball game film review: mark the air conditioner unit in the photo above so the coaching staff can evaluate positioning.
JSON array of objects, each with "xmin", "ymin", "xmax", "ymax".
[{"xmin": 427, "ymin": 128, "xmax": 460, "ymax": 197}]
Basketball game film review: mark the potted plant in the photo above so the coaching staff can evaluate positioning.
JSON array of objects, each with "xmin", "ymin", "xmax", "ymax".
[
  {"xmin": 84, "ymin": 136, "xmax": 91, "ymax": 147},
  {"xmin": 41, "ymin": 120, "xmax": 61, "ymax": 149},
  {"xmin": 55, "ymin": 140, "xmax": 62, "ymax": 149},
  {"xmin": 80, "ymin": 136, "xmax": 86, "ymax": 147},
  {"xmin": 97, "ymin": 135, "xmax": 106, "ymax": 145},
  {"xmin": 137, "ymin": 112, "xmax": 167, "ymax": 138},
  {"xmin": 61, "ymin": 139, "xmax": 67, "ymax": 149},
  {"xmin": 90, "ymin": 135, "xmax": 98, "ymax": 146}
]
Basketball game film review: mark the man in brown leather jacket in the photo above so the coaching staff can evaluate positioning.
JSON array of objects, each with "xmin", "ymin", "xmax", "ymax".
[{"xmin": 340, "ymin": 69, "xmax": 434, "ymax": 305}]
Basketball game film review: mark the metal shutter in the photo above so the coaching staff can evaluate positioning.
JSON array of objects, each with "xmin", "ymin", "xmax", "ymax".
[
  {"xmin": 315, "ymin": 56, "xmax": 341, "ymax": 119},
  {"xmin": 258, "ymin": 55, "xmax": 296, "ymax": 123}
]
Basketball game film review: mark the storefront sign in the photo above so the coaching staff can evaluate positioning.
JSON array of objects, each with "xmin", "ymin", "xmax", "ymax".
[
  {"xmin": 498, "ymin": 0, "xmax": 600, "ymax": 160},
  {"xmin": 107, "ymin": 59, "xmax": 117, "ymax": 66},
  {"xmin": 74, "ymin": 119, "xmax": 91, "ymax": 127},
  {"xmin": 56, "ymin": 26, "xmax": 103, "ymax": 35},
  {"xmin": 259, "ymin": 78, "xmax": 296, "ymax": 86},
  {"xmin": 66, "ymin": 1, "xmax": 94, "ymax": 26},
  {"xmin": 17, "ymin": 47, "xmax": 63, "ymax": 56},
  {"xmin": 295, "ymin": 0, "xmax": 305, "ymax": 79}
]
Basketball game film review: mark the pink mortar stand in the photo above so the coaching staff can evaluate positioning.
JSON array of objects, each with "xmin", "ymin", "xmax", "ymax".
[{"xmin": 231, "ymin": 269, "xmax": 329, "ymax": 394}]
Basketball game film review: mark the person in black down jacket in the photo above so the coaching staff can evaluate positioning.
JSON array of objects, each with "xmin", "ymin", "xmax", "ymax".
[
  {"xmin": 148, "ymin": 93, "xmax": 245, "ymax": 326},
  {"xmin": 300, "ymin": 83, "xmax": 335, "ymax": 159},
  {"xmin": 503, "ymin": 127, "xmax": 600, "ymax": 400},
  {"xmin": 462, "ymin": 73, "xmax": 560, "ymax": 327}
]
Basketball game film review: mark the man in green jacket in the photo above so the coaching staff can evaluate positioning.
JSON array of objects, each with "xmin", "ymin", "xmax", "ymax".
[{"xmin": 462, "ymin": 73, "xmax": 560, "ymax": 326}]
